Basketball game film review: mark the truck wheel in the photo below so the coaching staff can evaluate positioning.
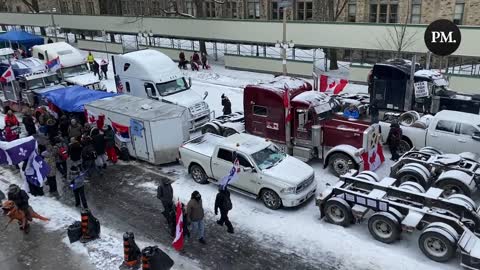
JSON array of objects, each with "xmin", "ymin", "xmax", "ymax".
[
  {"xmin": 324, "ymin": 197, "xmax": 353, "ymax": 227},
  {"xmin": 436, "ymin": 178, "xmax": 472, "ymax": 198},
  {"xmin": 419, "ymin": 147, "xmax": 443, "ymax": 156},
  {"xmin": 329, "ymin": 153, "xmax": 356, "ymax": 176},
  {"xmin": 399, "ymin": 181, "xmax": 426, "ymax": 193},
  {"xmin": 189, "ymin": 164, "xmax": 208, "ymax": 184},
  {"xmin": 368, "ymin": 212, "xmax": 401, "ymax": 244},
  {"xmin": 396, "ymin": 164, "xmax": 430, "ymax": 189},
  {"xmin": 260, "ymin": 189, "xmax": 282, "ymax": 210},
  {"xmin": 446, "ymin": 194, "xmax": 477, "ymax": 211},
  {"xmin": 398, "ymin": 139, "xmax": 412, "ymax": 155},
  {"xmin": 419, "ymin": 224, "xmax": 458, "ymax": 262},
  {"xmin": 222, "ymin": 128, "xmax": 238, "ymax": 137},
  {"xmin": 357, "ymin": 171, "xmax": 380, "ymax": 182},
  {"xmin": 201, "ymin": 124, "xmax": 220, "ymax": 135}
]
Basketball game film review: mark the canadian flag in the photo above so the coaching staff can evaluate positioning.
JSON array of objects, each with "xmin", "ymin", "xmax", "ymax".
[
  {"xmin": 283, "ymin": 87, "xmax": 292, "ymax": 123},
  {"xmin": 172, "ymin": 201, "xmax": 184, "ymax": 251},
  {"xmin": 0, "ymin": 66, "xmax": 15, "ymax": 83},
  {"xmin": 319, "ymin": 75, "xmax": 348, "ymax": 94},
  {"xmin": 84, "ymin": 109, "xmax": 105, "ymax": 129},
  {"xmin": 361, "ymin": 143, "xmax": 385, "ymax": 171}
]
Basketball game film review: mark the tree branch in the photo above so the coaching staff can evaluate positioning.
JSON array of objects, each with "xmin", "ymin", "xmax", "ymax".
[
  {"xmin": 22, "ymin": 0, "xmax": 38, "ymax": 13},
  {"xmin": 334, "ymin": 0, "xmax": 348, "ymax": 21}
]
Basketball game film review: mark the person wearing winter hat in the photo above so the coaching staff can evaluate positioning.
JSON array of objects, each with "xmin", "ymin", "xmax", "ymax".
[
  {"xmin": 69, "ymin": 165, "xmax": 88, "ymax": 209},
  {"xmin": 186, "ymin": 190, "xmax": 206, "ymax": 244}
]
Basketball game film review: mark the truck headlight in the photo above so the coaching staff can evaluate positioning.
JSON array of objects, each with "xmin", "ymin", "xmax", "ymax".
[{"xmin": 281, "ymin": 186, "xmax": 296, "ymax": 194}]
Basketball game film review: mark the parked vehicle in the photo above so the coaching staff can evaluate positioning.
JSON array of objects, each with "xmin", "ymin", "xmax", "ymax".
[
  {"xmin": 112, "ymin": 49, "xmax": 211, "ymax": 131},
  {"xmin": 316, "ymin": 170, "xmax": 480, "ymax": 269},
  {"xmin": 368, "ymin": 58, "xmax": 480, "ymax": 114},
  {"xmin": 31, "ymin": 42, "xmax": 101, "ymax": 89},
  {"xmin": 390, "ymin": 147, "xmax": 480, "ymax": 197},
  {"xmin": 379, "ymin": 110, "xmax": 480, "ymax": 155},
  {"xmin": 202, "ymin": 76, "xmax": 383, "ymax": 176},
  {"xmin": 85, "ymin": 95, "xmax": 190, "ymax": 165},
  {"xmin": 0, "ymin": 48, "xmax": 14, "ymax": 64},
  {"xmin": 179, "ymin": 133, "xmax": 317, "ymax": 209}
]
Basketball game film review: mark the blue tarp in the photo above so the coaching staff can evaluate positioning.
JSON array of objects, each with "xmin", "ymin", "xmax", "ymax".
[
  {"xmin": 0, "ymin": 31, "xmax": 44, "ymax": 50},
  {"xmin": 39, "ymin": 86, "xmax": 117, "ymax": 112}
]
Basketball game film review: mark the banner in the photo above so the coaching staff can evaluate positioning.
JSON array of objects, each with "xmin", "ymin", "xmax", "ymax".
[{"xmin": 414, "ymin": 81, "xmax": 430, "ymax": 98}]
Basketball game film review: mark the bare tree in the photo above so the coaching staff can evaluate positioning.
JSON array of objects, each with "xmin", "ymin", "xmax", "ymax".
[
  {"xmin": 377, "ymin": 6, "xmax": 417, "ymax": 59},
  {"xmin": 21, "ymin": 0, "xmax": 40, "ymax": 13},
  {"xmin": 325, "ymin": 0, "xmax": 348, "ymax": 70}
]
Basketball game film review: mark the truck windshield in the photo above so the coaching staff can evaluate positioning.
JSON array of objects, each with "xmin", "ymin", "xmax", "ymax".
[
  {"xmin": 62, "ymin": 64, "xmax": 89, "ymax": 77},
  {"xmin": 45, "ymin": 74, "xmax": 61, "ymax": 85},
  {"xmin": 28, "ymin": 78, "xmax": 46, "ymax": 90},
  {"xmin": 156, "ymin": 78, "xmax": 188, "ymax": 96},
  {"xmin": 251, "ymin": 145, "xmax": 286, "ymax": 170}
]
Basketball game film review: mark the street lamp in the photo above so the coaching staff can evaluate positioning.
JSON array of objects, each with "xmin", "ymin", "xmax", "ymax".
[
  {"xmin": 50, "ymin": 8, "xmax": 58, "ymax": 42},
  {"xmin": 276, "ymin": 4, "xmax": 294, "ymax": 76}
]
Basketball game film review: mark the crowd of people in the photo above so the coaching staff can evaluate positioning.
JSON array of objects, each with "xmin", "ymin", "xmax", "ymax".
[
  {"xmin": 178, "ymin": 51, "xmax": 209, "ymax": 71},
  {"xmin": 2, "ymin": 105, "xmax": 118, "ymax": 209},
  {"xmin": 86, "ymin": 51, "xmax": 109, "ymax": 80}
]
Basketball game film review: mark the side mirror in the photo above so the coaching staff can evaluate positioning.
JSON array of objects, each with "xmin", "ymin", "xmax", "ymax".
[
  {"xmin": 472, "ymin": 132, "xmax": 480, "ymax": 141},
  {"xmin": 203, "ymin": 91, "xmax": 208, "ymax": 100},
  {"xmin": 243, "ymin": 167, "xmax": 256, "ymax": 173}
]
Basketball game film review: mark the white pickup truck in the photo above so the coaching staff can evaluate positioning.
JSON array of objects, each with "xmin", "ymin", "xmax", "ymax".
[
  {"xmin": 179, "ymin": 133, "xmax": 317, "ymax": 210},
  {"xmin": 380, "ymin": 110, "xmax": 480, "ymax": 154}
]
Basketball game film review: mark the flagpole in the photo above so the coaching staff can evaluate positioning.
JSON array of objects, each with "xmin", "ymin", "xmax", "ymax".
[{"xmin": 285, "ymin": 87, "xmax": 293, "ymax": 155}]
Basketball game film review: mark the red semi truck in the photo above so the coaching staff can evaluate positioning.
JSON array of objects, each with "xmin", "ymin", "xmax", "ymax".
[{"xmin": 202, "ymin": 77, "xmax": 383, "ymax": 176}]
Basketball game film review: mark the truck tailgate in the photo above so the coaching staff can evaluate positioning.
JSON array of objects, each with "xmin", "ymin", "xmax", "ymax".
[{"xmin": 181, "ymin": 133, "xmax": 224, "ymax": 157}]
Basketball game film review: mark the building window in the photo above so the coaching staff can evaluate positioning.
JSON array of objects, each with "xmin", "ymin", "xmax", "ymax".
[
  {"xmin": 247, "ymin": 0, "xmax": 260, "ymax": 19},
  {"xmin": 121, "ymin": 0, "xmax": 128, "ymax": 15},
  {"xmin": 411, "ymin": 3, "xmax": 421, "ymax": 23},
  {"xmin": 151, "ymin": 1, "xmax": 161, "ymax": 15},
  {"xmin": 205, "ymin": 1, "xmax": 216, "ymax": 18},
  {"xmin": 61, "ymin": 1, "xmax": 70, "ymax": 14},
  {"xmin": 86, "ymin": 1, "xmax": 95, "ymax": 15},
  {"xmin": 369, "ymin": 4, "xmax": 377, "ymax": 22},
  {"xmin": 228, "ymin": 1, "xmax": 237, "ymax": 18},
  {"xmin": 73, "ymin": 1, "xmax": 81, "ymax": 14},
  {"xmin": 454, "ymin": 3, "xmax": 464, "ymax": 25},
  {"xmin": 347, "ymin": 4, "xmax": 356, "ymax": 22},
  {"xmin": 297, "ymin": 1, "xmax": 313, "ymax": 20},
  {"xmin": 389, "ymin": 4, "xmax": 397, "ymax": 23},
  {"xmin": 369, "ymin": 2, "xmax": 398, "ymax": 23},
  {"xmin": 271, "ymin": 1, "xmax": 283, "ymax": 20},
  {"xmin": 186, "ymin": 1, "xmax": 196, "ymax": 16}
]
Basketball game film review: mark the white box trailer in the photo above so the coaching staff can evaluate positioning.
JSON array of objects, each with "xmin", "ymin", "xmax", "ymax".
[{"xmin": 85, "ymin": 95, "xmax": 189, "ymax": 164}]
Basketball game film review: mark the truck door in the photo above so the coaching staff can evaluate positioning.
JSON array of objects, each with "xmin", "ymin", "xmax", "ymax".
[
  {"xmin": 295, "ymin": 109, "xmax": 312, "ymax": 145},
  {"xmin": 130, "ymin": 119, "xmax": 150, "ymax": 160},
  {"xmin": 235, "ymin": 154, "xmax": 259, "ymax": 193},
  {"xmin": 144, "ymin": 82, "xmax": 159, "ymax": 100},
  {"xmin": 428, "ymin": 120, "xmax": 456, "ymax": 153},
  {"xmin": 455, "ymin": 123, "xmax": 480, "ymax": 153}
]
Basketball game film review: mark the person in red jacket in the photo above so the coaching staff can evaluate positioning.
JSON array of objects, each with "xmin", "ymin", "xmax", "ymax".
[
  {"xmin": 4, "ymin": 126, "xmax": 17, "ymax": 142},
  {"xmin": 191, "ymin": 51, "xmax": 201, "ymax": 71},
  {"xmin": 5, "ymin": 110, "xmax": 19, "ymax": 127}
]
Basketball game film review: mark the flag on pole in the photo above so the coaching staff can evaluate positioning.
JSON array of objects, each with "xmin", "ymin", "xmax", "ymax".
[
  {"xmin": 46, "ymin": 56, "xmax": 61, "ymax": 72},
  {"xmin": 283, "ymin": 87, "xmax": 292, "ymax": 123},
  {"xmin": 172, "ymin": 201, "xmax": 184, "ymax": 251},
  {"xmin": 361, "ymin": 143, "xmax": 385, "ymax": 171},
  {"xmin": 0, "ymin": 66, "xmax": 15, "ymax": 83},
  {"xmin": 220, "ymin": 156, "xmax": 240, "ymax": 190},
  {"xmin": 319, "ymin": 75, "xmax": 348, "ymax": 94},
  {"xmin": 84, "ymin": 109, "xmax": 105, "ymax": 129},
  {"xmin": 114, "ymin": 75, "xmax": 124, "ymax": 93}
]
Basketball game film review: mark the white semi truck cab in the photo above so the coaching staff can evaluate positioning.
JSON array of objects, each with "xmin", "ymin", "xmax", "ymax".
[{"xmin": 112, "ymin": 49, "xmax": 211, "ymax": 131}]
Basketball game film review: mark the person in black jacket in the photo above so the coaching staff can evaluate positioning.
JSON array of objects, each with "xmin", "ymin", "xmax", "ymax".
[
  {"xmin": 7, "ymin": 184, "xmax": 31, "ymax": 220},
  {"xmin": 92, "ymin": 129, "xmax": 107, "ymax": 171},
  {"xmin": 221, "ymin": 94, "xmax": 232, "ymax": 115},
  {"xmin": 22, "ymin": 110, "xmax": 36, "ymax": 136},
  {"xmin": 68, "ymin": 137, "xmax": 83, "ymax": 167},
  {"xmin": 81, "ymin": 137, "xmax": 97, "ymax": 178},
  {"xmin": 92, "ymin": 60, "xmax": 101, "ymax": 80},
  {"xmin": 214, "ymin": 186, "xmax": 234, "ymax": 233},
  {"xmin": 387, "ymin": 122, "xmax": 403, "ymax": 161},
  {"xmin": 157, "ymin": 181, "xmax": 175, "ymax": 236},
  {"xmin": 59, "ymin": 115, "xmax": 70, "ymax": 138}
]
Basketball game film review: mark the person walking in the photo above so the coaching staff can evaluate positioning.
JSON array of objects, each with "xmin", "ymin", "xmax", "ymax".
[
  {"xmin": 186, "ymin": 190, "xmax": 206, "ymax": 244},
  {"xmin": 178, "ymin": 51, "xmax": 187, "ymax": 70},
  {"xmin": 22, "ymin": 110, "xmax": 36, "ymax": 136},
  {"xmin": 53, "ymin": 137, "xmax": 68, "ymax": 179},
  {"xmin": 92, "ymin": 129, "xmax": 107, "ymax": 172},
  {"xmin": 387, "ymin": 122, "xmax": 403, "ymax": 161},
  {"xmin": 191, "ymin": 51, "xmax": 200, "ymax": 71},
  {"xmin": 47, "ymin": 38, "xmax": 54, "ymax": 44},
  {"xmin": 92, "ymin": 60, "xmax": 101, "ymax": 80},
  {"xmin": 81, "ymin": 137, "xmax": 97, "ymax": 178},
  {"xmin": 104, "ymin": 125, "xmax": 117, "ymax": 163},
  {"xmin": 100, "ymin": 59, "xmax": 108, "ymax": 80},
  {"xmin": 157, "ymin": 180, "xmax": 175, "ymax": 236},
  {"xmin": 42, "ymin": 146, "xmax": 59, "ymax": 197},
  {"xmin": 69, "ymin": 165, "xmax": 88, "ymax": 209},
  {"xmin": 201, "ymin": 53, "xmax": 208, "ymax": 69},
  {"xmin": 87, "ymin": 51, "xmax": 95, "ymax": 71},
  {"xmin": 68, "ymin": 137, "xmax": 83, "ymax": 168},
  {"xmin": 214, "ymin": 186, "xmax": 234, "ymax": 233},
  {"xmin": 7, "ymin": 184, "xmax": 31, "ymax": 220},
  {"xmin": 221, "ymin": 94, "xmax": 232, "ymax": 115},
  {"xmin": 68, "ymin": 119, "xmax": 82, "ymax": 140}
]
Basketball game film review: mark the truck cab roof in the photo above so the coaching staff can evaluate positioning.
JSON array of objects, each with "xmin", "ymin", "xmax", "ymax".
[
  {"xmin": 435, "ymin": 110, "xmax": 480, "ymax": 125},
  {"xmin": 32, "ymin": 42, "xmax": 85, "ymax": 67}
]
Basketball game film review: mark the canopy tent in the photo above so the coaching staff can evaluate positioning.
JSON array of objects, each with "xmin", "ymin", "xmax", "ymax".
[
  {"xmin": 0, "ymin": 30, "xmax": 44, "ymax": 51},
  {"xmin": 39, "ymin": 86, "xmax": 117, "ymax": 112}
]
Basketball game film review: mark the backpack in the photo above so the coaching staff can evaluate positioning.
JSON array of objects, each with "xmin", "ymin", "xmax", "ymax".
[{"xmin": 58, "ymin": 146, "xmax": 69, "ymax": 161}]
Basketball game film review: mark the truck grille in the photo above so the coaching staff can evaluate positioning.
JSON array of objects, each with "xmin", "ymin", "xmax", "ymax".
[
  {"xmin": 296, "ymin": 174, "xmax": 314, "ymax": 194},
  {"xmin": 189, "ymin": 102, "xmax": 207, "ymax": 116}
]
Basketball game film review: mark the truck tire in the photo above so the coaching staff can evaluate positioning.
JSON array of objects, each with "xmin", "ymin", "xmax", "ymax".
[
  {"xmin": 398, "ymin": 181, "xmax": 426, "ymax": 194},
  {"xmin": 435, "ymin": 178, "xmax": 472, "ymax": 198},
  {"xmin": 419, "ymin": 147, "xmax": 443, "ymax": 156},
  {"xmin": 189, "ymin": 164, "xmax": 208, "ymax": 184},
  {"xmin": 201, "ymin": 124, "xmax": 220, "ymax": 135},
  {"xmin": 399, "ymin": 111, "xmax": 420, "ymax": 126},
  {"xmin": 260, "ymin": 189, "xmax": 282, "ymax": 210},
  {"xmin": 357, "ymin": 171, "xmax": 380, "ymax": 182},
  {"xmin": 398, "ymin": 138, "xmax": 412, "ymax": 155},
  {"xmin": 419, "ymin": 224, "xmax": 458, "ymax": 263},
  {"xmin": 446, "ymin": 194, "xmax": 477, "ymax": 211},
  {"xmin": 368, "ymin": 212, "xmax": 401, "ymax": 244},
  {"xmin": 395, "ymin": 163, "xmax": 430, "ymax": 189},
  {"xmin": 329, "ymin": 153, "xmax": 356, "ymax": 176},
  {"xmin": 222, "ymin": 128, "xmax": 238, "ymax": 137},
  {"xmin": 324, "ymin": 197, "xmax": 353, "ymax": 227}
]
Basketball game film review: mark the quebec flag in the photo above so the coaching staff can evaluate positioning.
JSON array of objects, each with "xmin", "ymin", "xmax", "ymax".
[{"xmin": 0, "ymin": 137, "xmax": 50, "ymax": 188}]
